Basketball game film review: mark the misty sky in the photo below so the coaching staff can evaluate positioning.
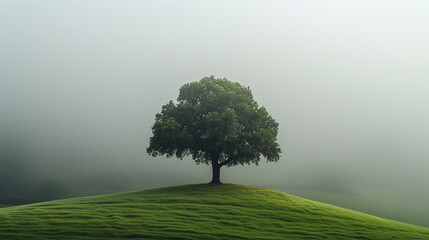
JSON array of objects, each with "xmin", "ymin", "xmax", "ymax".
[{"xmin": 1, "ymin": 0, "xmax": 429, "ymax": 224}]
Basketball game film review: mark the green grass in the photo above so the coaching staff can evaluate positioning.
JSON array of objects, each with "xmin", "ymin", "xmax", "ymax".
[
  {"xmin": 275, "ymin": 185, "xmax": 429, "ymax": 228},
  {"xmin": 0, "ymin": 204, "xmax": 11, "ymax": 208},
  {"xmin": 1, "ymin": 184, "xmax": 428, "ymax": 239}
]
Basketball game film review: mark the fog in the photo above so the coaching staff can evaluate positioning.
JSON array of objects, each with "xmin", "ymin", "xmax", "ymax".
[{"xmin": 1, "ymin": 0, "xmax": 429, "ymax": 226}]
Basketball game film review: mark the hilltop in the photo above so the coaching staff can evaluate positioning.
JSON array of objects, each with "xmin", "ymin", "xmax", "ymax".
[{"xmin": 1, "ymin": 184, "xmax": 428, "ymax": 239}]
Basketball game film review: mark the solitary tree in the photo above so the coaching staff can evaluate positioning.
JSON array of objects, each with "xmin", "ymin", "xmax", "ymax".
[{"xmin": 147, "ymin": 76, "xmax": 281, "ymax": 184}]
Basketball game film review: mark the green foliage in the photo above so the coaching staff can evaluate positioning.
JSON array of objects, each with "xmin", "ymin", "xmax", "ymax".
[
  {"xmin": 1, "ymin": 184, "xmax": 428, "ymax": 239},
  {"xmin": 147, "ymin": 76, "xmax": 281, "ymax": 167}
]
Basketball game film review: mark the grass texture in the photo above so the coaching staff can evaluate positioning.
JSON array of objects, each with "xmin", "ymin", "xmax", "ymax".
[{"xmin": 1, "ymin": 184, "xmax": 429, "ymax": 239}]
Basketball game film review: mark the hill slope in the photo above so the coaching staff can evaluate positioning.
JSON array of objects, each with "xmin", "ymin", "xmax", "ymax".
[{"xmin": 1, "ymin": 184, "xmax": 428, "ymax": 239}]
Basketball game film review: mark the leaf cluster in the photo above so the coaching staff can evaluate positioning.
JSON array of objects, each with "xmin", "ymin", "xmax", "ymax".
[{"xmin": 147, "ymin": 76, "xmax": 281, "ymax": 166}]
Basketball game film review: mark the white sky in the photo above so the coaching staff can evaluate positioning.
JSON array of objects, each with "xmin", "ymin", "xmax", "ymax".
[{"xmin": 1, "ymin": 0, "xmax": 429, "ymax": 198}]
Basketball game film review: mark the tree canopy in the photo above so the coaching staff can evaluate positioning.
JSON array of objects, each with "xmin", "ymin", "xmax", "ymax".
[{"xmin": 147, "ymin": 76, "xmax": 281, "ymax": 184}]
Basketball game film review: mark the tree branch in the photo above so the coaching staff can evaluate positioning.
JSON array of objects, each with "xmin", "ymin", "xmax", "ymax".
[{"xmin": 219, "ymin": 158, "xmax": 233, "ymax": 167}]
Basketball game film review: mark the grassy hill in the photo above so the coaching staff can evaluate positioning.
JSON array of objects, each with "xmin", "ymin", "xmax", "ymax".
[{"xmin": 1, "ymin": 184, "xmax": 428, "ymax": 240}]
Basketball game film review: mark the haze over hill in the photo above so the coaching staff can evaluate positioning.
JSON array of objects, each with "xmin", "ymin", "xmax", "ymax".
[{"xmin": 1, "ymin": 0, "xmax": 429, "ymax": 227}]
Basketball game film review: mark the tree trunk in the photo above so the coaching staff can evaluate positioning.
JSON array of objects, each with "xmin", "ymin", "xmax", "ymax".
[
  {"xmin": 210, "ymin": 163, "xmax": 221, "ymax": 184},
  {"xmin": 210, "ymin": 155, "xmax": 222, "ymax": 184}
]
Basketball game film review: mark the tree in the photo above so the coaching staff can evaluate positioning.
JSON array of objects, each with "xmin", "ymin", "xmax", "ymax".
[{"xmin": 147, "ymin": 76, "xmax": 281, "ymax": 184}]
